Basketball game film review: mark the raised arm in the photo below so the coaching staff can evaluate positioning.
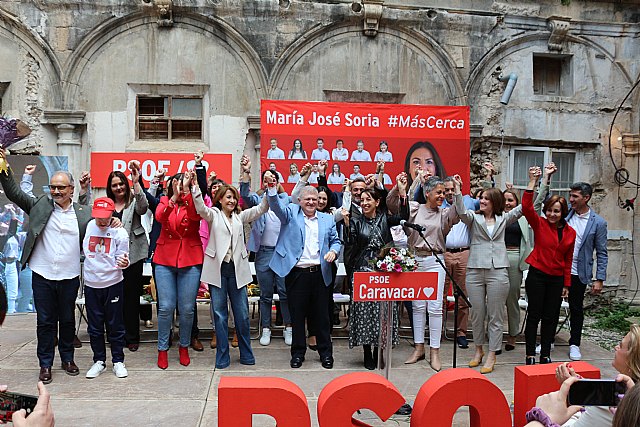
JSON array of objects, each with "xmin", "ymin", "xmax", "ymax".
[
  {"xmin": 522, "ymin": 166, "xmax": 543, "ymax": 230},
  {"xmin": 387, "ymin": 173, "xmax": 409, "ymax": 226},
  {"xmin": 21, "ymin": 165, "xmax": 36, "ymax": 198},
  {"xmin": 129, "ymin": 162, "xmax": 149, "ymax": 215},
  {"xmin": 266, "ymin": 174, "xmax": 293, "ymax": 224},
  {"xmin": 291, "ymin": 163, "xmax": 312, "ymax": 205},
  {"xmin": 534, "ymin": 162, "xmax": 555, "ymax": 213},
  {"xmin": 0, "ymin": 150, "xmax": 36, "ymax": 213}
]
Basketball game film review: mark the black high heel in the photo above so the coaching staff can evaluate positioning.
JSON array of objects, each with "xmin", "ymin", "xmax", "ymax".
[
  {"xmin": 540, "ymin": 356, "xmax": 552, "ymax": 364},
  {"xmin": 505, "ymin": 344, "xmax": 516, "ymax": 351},
  {"xmin": 525, "ymin": 356, "xmax": 536, "ymax": 365}
]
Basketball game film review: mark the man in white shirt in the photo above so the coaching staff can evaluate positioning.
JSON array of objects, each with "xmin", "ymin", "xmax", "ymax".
[
  {"xmin": 332, "ymin": 139, "xmax": 349, "ymax": 161},
  {"xmin": 308, "ymin": 164, "xmax": 320, "ymax": 184},
  {"xmin": 350, "ymin": 140, "xmax": 372, "ymax": 162},
  {"xmin": 311, "ymin": 138, "xmax": 330, "ymax": 160},
  {"xmin": 441, "ymin": 177, "xmax": 479, "ymax": 349},
  {"xmin": 349, "ymin": 164, "xmax": 364, "ymax": 180},
  {"xmin": 266, "ymin": 183, "xmax": 342, "ymax": 370},
  {"xmin": 0, "ymin": 149, "xmax": 92, "ymax": 384},
  {"xmin": 266, "ymin": 138, "xmax": 285, "ymax": 159}
]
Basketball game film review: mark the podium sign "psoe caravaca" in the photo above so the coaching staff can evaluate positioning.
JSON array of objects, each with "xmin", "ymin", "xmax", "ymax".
[{"xmin": 353, "ymin": 272, "xmax": 439, "ymax": 302}]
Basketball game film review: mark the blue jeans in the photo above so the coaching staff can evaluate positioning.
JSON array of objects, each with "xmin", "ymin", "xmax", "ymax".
[
  {"xmin": 255, "ymin": 246, "xmax": 290, "ymax": 328},
  {"xmin": 154, "ymin": 264, "xmax": 202, "ymax": 351},
  {"xmin": 210, "ymin": 261, "xmax": 254, "ymax": 369},
  {"xmin": 31, "ymin": 272, "xmax": 80, "ymax": 367},
  {"xmin": 16, "ymin": 264, "xmax": 34, "ymax": 312},
  {"xmin": 85, "ymin": 282, "xmax": 125, "ymax": 363}
]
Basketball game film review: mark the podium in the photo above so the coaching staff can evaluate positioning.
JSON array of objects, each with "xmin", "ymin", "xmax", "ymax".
[{"xmin": 353, "ymin": 271, "xmax": 439, "ymax": 378}]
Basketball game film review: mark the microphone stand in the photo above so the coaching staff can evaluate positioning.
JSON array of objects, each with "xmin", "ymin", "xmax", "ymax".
[{"xmin": 414, "ymin": 228, "xmax": 471, "ymax": 368}]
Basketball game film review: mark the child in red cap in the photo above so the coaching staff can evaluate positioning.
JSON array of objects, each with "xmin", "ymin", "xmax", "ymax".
[{"xmin": 83, "ymin": 197, "xmax": 130, "ymax": 379}]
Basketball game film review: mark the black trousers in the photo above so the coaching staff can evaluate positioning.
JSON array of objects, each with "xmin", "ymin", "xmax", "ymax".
[
  {"xmin": 31, "ymin": 272, "xmax": 80, "ymax": 367},
  {"xmin": 85, "ymin": 281, "xmax": 125, "ymax": 363},
  {"xmin": 123, "ymin": 260, "xmax": 144, "ymax": 345},
  {"xmin": 568, "ymin": 274, "xmax": 587, "ymax": 347},
  {"xmin": 286, "ymin": 268, "xmax": 332, "ymax": 360},
  {"xmin": 524, "ymin": 266, "xmax": 564, "ymax": 358}
]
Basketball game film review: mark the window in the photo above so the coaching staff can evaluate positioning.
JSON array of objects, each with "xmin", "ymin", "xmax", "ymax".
[
  {"xmin": 510, "ymin": 147, "xmax": 577, "ymax": 200},
  {"xmin": 533, "ymin": 54, "xmax": 573, "ymax": 97},
  {"xmin": 137, "ymin": 96, "xmax": 202, "ymax": 140}
]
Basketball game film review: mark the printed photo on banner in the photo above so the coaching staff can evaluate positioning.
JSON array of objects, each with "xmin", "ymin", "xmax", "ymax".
[
  {"xmin": 0, "ymin": 155, "xmax": 69, "ymax": 314},
  {"xmin": 260, "ymin": 100, "xmax": 470, "ymax": 194}
]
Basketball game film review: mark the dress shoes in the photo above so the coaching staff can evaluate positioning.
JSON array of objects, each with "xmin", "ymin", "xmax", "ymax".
[
  {"xmin": 456, "ymin": 336, "xmax": 469, "ymax": 349},
  {"xmin": 191, "ymin": 337, "xmax": 204, "ymax": 352},
  {"xmin": 128, "ymin": 343, "xmax": 139, "ymax": 352},
  {"xmin": 73, "ymin": 335, "xmax": 83, "ymax": 348},
  {"xmin": 290, "ymin": 356, "xmax": 305, "ymax": 369},
  {"xmin": 39, "ymin": 367, "xmax": 52, "ymax": 384},
  {"xmin": 61, "ymin": 361, "xmax": 80, "ymax": 376},
  {"xmin": 321, "ymin": 356, "xmax": 334, "ymax": 369}
]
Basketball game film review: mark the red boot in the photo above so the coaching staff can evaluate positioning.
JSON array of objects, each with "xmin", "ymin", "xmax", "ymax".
[
  {"xmin": 179, "ymin": 346, "xmax": 190, "ymax": 366},
  {"xmin": 158, "ymin": 350, "xmax": 168, "ymax": 370}
]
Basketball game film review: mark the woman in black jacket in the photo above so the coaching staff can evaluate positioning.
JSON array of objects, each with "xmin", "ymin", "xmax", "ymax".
[{"xmin": 342, "ymin": 173, "xmax": 409, "ymax": 369}]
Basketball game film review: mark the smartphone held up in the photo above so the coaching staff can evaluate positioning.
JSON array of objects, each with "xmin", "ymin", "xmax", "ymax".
[
  {"xmin": 0, "ymin": 390, "xmax": 38, "ymax": 422},
  {"xmin": 567, "ymin": 379, "xmax": 627, "ymax": 407}
]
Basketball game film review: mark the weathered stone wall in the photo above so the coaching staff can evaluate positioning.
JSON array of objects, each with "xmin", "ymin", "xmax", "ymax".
[{"xmin": 0, "ymin": 0, "xmax": 638, "ymax": 290}]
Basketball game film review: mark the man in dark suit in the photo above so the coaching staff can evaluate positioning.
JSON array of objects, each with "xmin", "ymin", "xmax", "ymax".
[{"xmin": 0, "ymin": 149, "xmax": 92, "ymax": 384}]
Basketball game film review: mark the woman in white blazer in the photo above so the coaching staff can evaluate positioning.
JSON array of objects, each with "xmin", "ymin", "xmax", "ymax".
[
  {"xmin": 189, "ymin": 172, "xmax": 269, "ymax": 369},
  {"xmin": 455, "ymin": 186, "xmax": 523, "ymax": 374}
]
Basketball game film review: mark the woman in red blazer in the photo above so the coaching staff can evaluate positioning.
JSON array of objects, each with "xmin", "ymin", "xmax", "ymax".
[
  {"xmin": 522, "ymin": 166, "xmax": 576, "ymax": 365},
  {"xmin": 153, "ymin": 172, "xmax": 204, "ymax": 369}
]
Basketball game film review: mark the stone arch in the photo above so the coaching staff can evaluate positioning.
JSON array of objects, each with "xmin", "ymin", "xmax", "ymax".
[
  {"xmin": 269, "ymin": 22, "xmax": 465, "ymax": 105},
  {"xmin": 62, "ymin": 11, "xmax": 268, "ymax": 111},
  {"xmin": 0, "ymin": 7, "xmax": 63, "ymax": 107},
  {"xmin": 465, "ymin": 32, "xmax": 634, "ymax": 124}
]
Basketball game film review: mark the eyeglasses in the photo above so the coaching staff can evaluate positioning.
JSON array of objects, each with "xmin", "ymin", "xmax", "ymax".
[{"xmin": 48, "ymin": 185, "xmax": 71, "ymax": 191}]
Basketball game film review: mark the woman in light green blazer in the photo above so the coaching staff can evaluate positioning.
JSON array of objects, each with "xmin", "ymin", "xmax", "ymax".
[{"xmin": 503, "ymin": 189, "xmax": 533, "ymax": 351}]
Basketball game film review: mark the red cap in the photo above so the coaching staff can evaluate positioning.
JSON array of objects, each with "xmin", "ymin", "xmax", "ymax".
[{"xmin": 92, "ymin": 197, "xmax": 115, "ymax": 218}]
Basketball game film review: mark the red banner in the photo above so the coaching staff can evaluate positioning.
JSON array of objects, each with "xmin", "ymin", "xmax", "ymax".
[
  {"xmin": 260, "ymin": 100, "xmax": 470, "ymax": 193},
  {"xmin": 90, "ymin": 152, "xmax": 233, "ymax": 188},
  {"xmin": 353, "ymin": 272, "xmax": 439, "ymax": 302}
]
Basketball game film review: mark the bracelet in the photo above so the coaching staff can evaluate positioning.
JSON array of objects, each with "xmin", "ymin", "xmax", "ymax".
[{"xmin": 525, "ymin": 407, "xmax": 560, "ymax": 427}]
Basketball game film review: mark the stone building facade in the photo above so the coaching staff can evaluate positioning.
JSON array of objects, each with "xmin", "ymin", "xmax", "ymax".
[{"xmin": 0, "ymin": 0, "xmax": 638, "ymax": 290}]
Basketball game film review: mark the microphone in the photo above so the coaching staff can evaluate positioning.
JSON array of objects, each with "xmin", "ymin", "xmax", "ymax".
[{"xmin": 400, "ymin": 220, "xmax": 425, "ymax": 232}]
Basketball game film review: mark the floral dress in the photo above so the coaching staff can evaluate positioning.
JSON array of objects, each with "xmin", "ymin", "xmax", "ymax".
[{"xmin": 346, "ymin": 202, "xmax": 408, "ymax": 348}]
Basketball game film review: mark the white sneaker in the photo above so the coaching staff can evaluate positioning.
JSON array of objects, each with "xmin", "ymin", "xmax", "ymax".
[
  {"xmin": 569, "ymin": 345, "xmax": 582, "ymax": 361},
  {"xmin": 535, "ymin": 343, "xmax": 554, "ymax": 354},
  {"xmin": 86, "ymin": 361, "xmax": 106, "ymax": 379},
  {"xmin": 283, "ymin": 327, "xmax": 293, "ymax": 346},
  {"xmin": 259, "ymin": 328, "xmax": 271, "ymax": 346},
  {"xmin": 112, "ymin": 362, "xmax": 128, "ymax": 378}
]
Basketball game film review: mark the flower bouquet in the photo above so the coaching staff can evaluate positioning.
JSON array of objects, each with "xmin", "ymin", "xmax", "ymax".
[
  {"xmin": 369, "ymin": 246, "xmax": 418, "ymax": 273},
  {"xmin": 0, "ymin": 116, "xmax": 31, "ymax": 149},
  {"xmin": 0, "ymin": 116, "xmax": 31, "ymax": 174}
]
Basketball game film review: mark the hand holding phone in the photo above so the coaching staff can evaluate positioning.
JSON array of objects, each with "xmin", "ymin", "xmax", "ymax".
[
  {"xmin": 567, "ymin": 379, "xmax": 627, "ymax": 406},
  {"xmin": 0, "ymin": 388, "xmax": 38, "ymax": 423}
]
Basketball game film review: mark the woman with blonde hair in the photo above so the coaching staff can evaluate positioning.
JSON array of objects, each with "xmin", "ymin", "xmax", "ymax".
[
  {"xmin": 502, "ymin": 188, "xmax": 533, "ymax": 351},
  {"xmin": 189, "ymin": 169, "xmax": 270, "ymax": 369},
  {"xmin": 555, "ymin": 324, "xmax": 640, "ymax": 426}
]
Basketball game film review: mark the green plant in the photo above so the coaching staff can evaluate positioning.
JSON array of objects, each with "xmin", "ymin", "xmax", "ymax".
[{"xmin": 588, "ymin": 303, "xmax": 640, "ymax": 333}]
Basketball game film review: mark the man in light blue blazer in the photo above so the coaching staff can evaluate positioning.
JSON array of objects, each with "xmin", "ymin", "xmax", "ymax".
[
  {"xmin": 267, "ymin": 182, "xmax": 342, "ymax": 369},
  {"xmin": 565, "ymin": 181, "xmax": 607, "ymax": 361},
  {"xmin": 538, "ymin": 165, "xmax": 608, "ymax": 362}
]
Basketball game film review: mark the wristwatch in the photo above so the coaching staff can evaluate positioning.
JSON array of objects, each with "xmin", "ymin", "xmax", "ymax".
[{"xmin": 525, "ymin": 407, "xmax": 560, "ymax": 427}]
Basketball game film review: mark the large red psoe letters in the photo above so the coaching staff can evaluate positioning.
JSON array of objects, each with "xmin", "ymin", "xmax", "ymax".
[{"xmin": 217, "ymin": 363, "xmax": 601, "ymax": 427}]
